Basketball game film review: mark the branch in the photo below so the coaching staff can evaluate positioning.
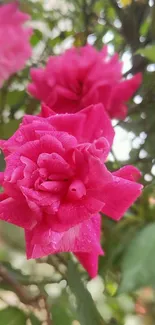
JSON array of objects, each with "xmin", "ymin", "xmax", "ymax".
[
  {"xmin": 48, "ymin": 256, "xmax": 67, "ymax": 281},
  {"xmin": 0, "ymin": 263, "xmax": 53, "ymax": 324},
  {"xmin": 0, "ymin": 264, "xmax": 40, "ymax": 305},
  {"xmin": 123, "ymin": 55, "xmax": 148, "ymax": 77},
  {"xmin": 82, "ymin": 0, "xmax": 90, "ymax": 43},
  {"xmin": 42, "ymin": 295, "xmax": 52, "ymax": 325},
  {"xmin": 0, "ymin": 277, "xmax": 58, "ymax": 287}
]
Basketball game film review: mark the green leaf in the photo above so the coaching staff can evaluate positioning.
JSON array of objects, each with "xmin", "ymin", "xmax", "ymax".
[
  {"xmin": 0, "ymin": 151, "xmax": 5, "ymax": 171},
  {"xmin": 136, "ymin": 45, "xmax": 155, "ymax": 62},
  {"xmin": 6, "ymin": 90, "xmax": 25, "ymax": 108},
  {"xmin": 52, "ymin": 304, "xmax": 74, "ymax": 325},
  {"xmin": 29, "ymin": 314, "xmax": 41, "ymax": 325},
  {"xmin": 52, "ymin": 291, "xmax": 76, "ymax": 325},
  {"xmin": 118, "ymin": 223, "xmax": 155, "ymax": 293},
  {"xmin": 67, "ymin": 260, "xmax": 105, "ymax": 325},
  {"xmin": 0, "ymin": 119, "xmax": 21, "ymax": 139},
  {"xmin": 31, "ymin": 30, "xmax": 43, "ymax": 47},
  {"xmin": 0, "ymin": 307, "xmax": 27, "ymax": 325}
]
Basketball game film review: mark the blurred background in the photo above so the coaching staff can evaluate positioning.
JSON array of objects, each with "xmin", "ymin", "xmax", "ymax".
[{"xmin": 0, "ymin": 0, "xmax": 155, "ymax": 324}]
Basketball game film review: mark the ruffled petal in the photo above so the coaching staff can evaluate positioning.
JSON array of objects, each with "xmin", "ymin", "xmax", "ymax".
[
  {"xmin": 47, "ymin": 103, "xmax": 114, "ymax": 146},
  {"xmin": 101, "ymin": 176, "xmax": 143, "ymax": 220},
  {"xmin": 25, "ymin": 214, "xmax": 102, "ymax": 260},
  {"xmin": 56, "ymin": 196, "xmax": 104, "ymax": 231},
  {"xmin": 112, "ymin": 165, "xmax": 141, "ymax": 182},
  {"xmin": 0, "ymin": 196, "xmax": 36, "ymax": 229}
]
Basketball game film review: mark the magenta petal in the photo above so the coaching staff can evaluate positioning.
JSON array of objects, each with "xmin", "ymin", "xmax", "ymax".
[
  {"xmin": 115, "ymin": 73, "xmax": 142, "ymax": 102},
  {"xmin": 25, "ymin": 214, "xmax": 102, "ymax": 258},
  {"xmin": 0, "ymin": 172, "xmax": 4, "ymax": 185},
  {"xmin": 41, "ymin": 103, "xmax": 55, "ymax": 117},
  {"xmin": 4, "ymin": 152, "xmax": 22, "ymax": 183},
  {"xmin": 75, "ymin": 252, "xmax": 103, "ymax": 278},
  {"xmin": 47, "ymin": 103, "xmax": 114, "ymax": 147},
  {"xmin": 56, "ymin": 196, "xmax": 104, "ymax": 231},
  {"xmin": 113, "ymin": 165, "xmax": 141, "ymax": 182},
  {"xmin": 37, "ymin": 152, "xmax": 72, "ymax": 179},
  {"xmin": 25, "ymin": 214, "xmax": 103, "ymax": 278},
  {"xmin": 21, "ymin": 186, "xmax": 60, "ymax": 210},
  {"xmin": 0, "ymin": 197, "xmax": 36, "ymax": 229},
  {"xmin": 74, "ymin": 145, "xmax": 112, "ymax": 189},
  {"xmin": 48, "ymin": 113, "xmax": 84, "ymax": 140},
  {"xmin": 40, "ymin": 134, "xmax": 64, "ymax": 155},
  {"xmin": 20, "ymin": 140, "xmax": 41, "ymax": 162},
  {"xmin": 39, "ymin": 181, "xmax": 67, "ymax": 193},
  {"xmin": 108, "ymin": 73, "xmax": 142, "ymax": 119},
  {"xmin": 0, "ymin": 2, "xmax": 32, "ymax": 87},
  {"xmin": 20, "ymin": 156, "xmax": 37, "ymax": 178},
  {"xmin": 92, "ymin": 137, "xmax": 110, "ymax": 161},
  {"xmin": 86, "ymin": 154, "xmax": 112, "ymax": 188},
  {"xmin": 80, "ymin": 103, "xmax": 115, "ymax": 146},
  {"xmin": 101, "ymin": 176, "xmax": 143, "ymax": 220}
]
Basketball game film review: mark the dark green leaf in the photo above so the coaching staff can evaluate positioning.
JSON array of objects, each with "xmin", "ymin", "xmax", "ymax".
[
  {"xmin": 118, "ymin": 223, "xmax": 155, "ymax": 293},
  {"xmin": 29, "ymin": 314, "xmax": 41, "ymax": 325},
  {"xmin": 0, "ymin": 151, "xmax": 5, "ymax": 171},
  {"xmin": 0, "ymin": 223, "xmax": 25, "ymax": 252},
  {"xmin": 67, "ymin": 260, "xmax": 105, "ymax": 325},
  {"xmin": 0, "ymin": 119, "xmax": 21, "ymax": 139},
  {"xmin": 52, "ymin": 304, "xmax": 74, "ymax": 325},
  {"xmin": 7, "ymin": 90, "xmax": 25, "ymax": 108},
  {"xmin": 0, "ymin": 307, "xmax": 27, "ymax": 325}
]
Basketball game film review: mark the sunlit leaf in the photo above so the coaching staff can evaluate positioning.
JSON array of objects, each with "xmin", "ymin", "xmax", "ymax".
[
  {"xmin": 120, "ymin": 0, "xmax": 132, "ymax": 7},
  {"xmin": 136, "ymin": 45, "xmax": 155, "ymax": 62}
]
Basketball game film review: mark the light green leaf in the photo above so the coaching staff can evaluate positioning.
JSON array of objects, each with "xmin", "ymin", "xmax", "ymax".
[
  {"xmin": 136, "ymin": 45, "xmax": 155, "ymax": 62},
  {"xmin": 118, "ymin": 223, "xmax": 155, "ymax": 293},
  {"xmin": 0, "ymin": 307, "xmax": 27, "ymax": 325},
  {"xmin": 67, "ymin": 260, "xmax": 105, "ymax": 325},
  {"xmin": 31, "ymin": 30, "xmax": 43, "ymax": 47}
]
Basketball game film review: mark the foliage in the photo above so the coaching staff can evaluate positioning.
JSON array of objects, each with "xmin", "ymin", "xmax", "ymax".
[
  {"xmin": 67, "ymin": 261, "xmax": 105, "ymax": 325},
  {"xmin": 0, "ymin": 0, "xmax": 155, "ymax": 324}
]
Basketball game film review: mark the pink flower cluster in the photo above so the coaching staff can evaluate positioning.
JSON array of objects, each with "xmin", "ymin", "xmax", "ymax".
[
  {"xmin": 28, "ymin": 45, "xmax": 142, "ymax": 119},
  {"xmin": 0, "ymin": 3, "xmax": 143, "ymax": 277},
  {"xmin": 0, "ymin": 2, "xmax": 32, "ymax": 87}
]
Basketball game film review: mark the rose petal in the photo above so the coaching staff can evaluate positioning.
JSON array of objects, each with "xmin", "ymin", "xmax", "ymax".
[{"xmin": 101, "ymin": 176, "xmax": 143, "ymax": 220}]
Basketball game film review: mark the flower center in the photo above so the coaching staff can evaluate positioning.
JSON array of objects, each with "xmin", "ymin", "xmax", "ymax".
[{"xmin": 67, "ymin": 180, "xmax": 86, "ymax": 200}]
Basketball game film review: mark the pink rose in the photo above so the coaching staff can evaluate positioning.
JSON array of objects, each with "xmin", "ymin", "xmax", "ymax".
[
  {"xmin": 0, "ymin": 2, "xmax": 32, "ymax": 87},
  {"xmin": 0, "ymin": 104, "xmax": 142, "ymax": 276},
  {"xmin": 28, "ymin": 45, "xmax": 142, "ymax": 119}
]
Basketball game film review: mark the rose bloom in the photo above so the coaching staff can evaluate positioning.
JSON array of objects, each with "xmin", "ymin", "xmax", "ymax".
[
  {"xmin": 28, "ymin": 45, "xmax": 142, "ymax": 119},
  {"xmin": 0, "ymin": 2, "xmax": 32, "ymax": 87},
  {"xmin": 0, "ymin": 104, "xmax": 142, "ymax": 276}
]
